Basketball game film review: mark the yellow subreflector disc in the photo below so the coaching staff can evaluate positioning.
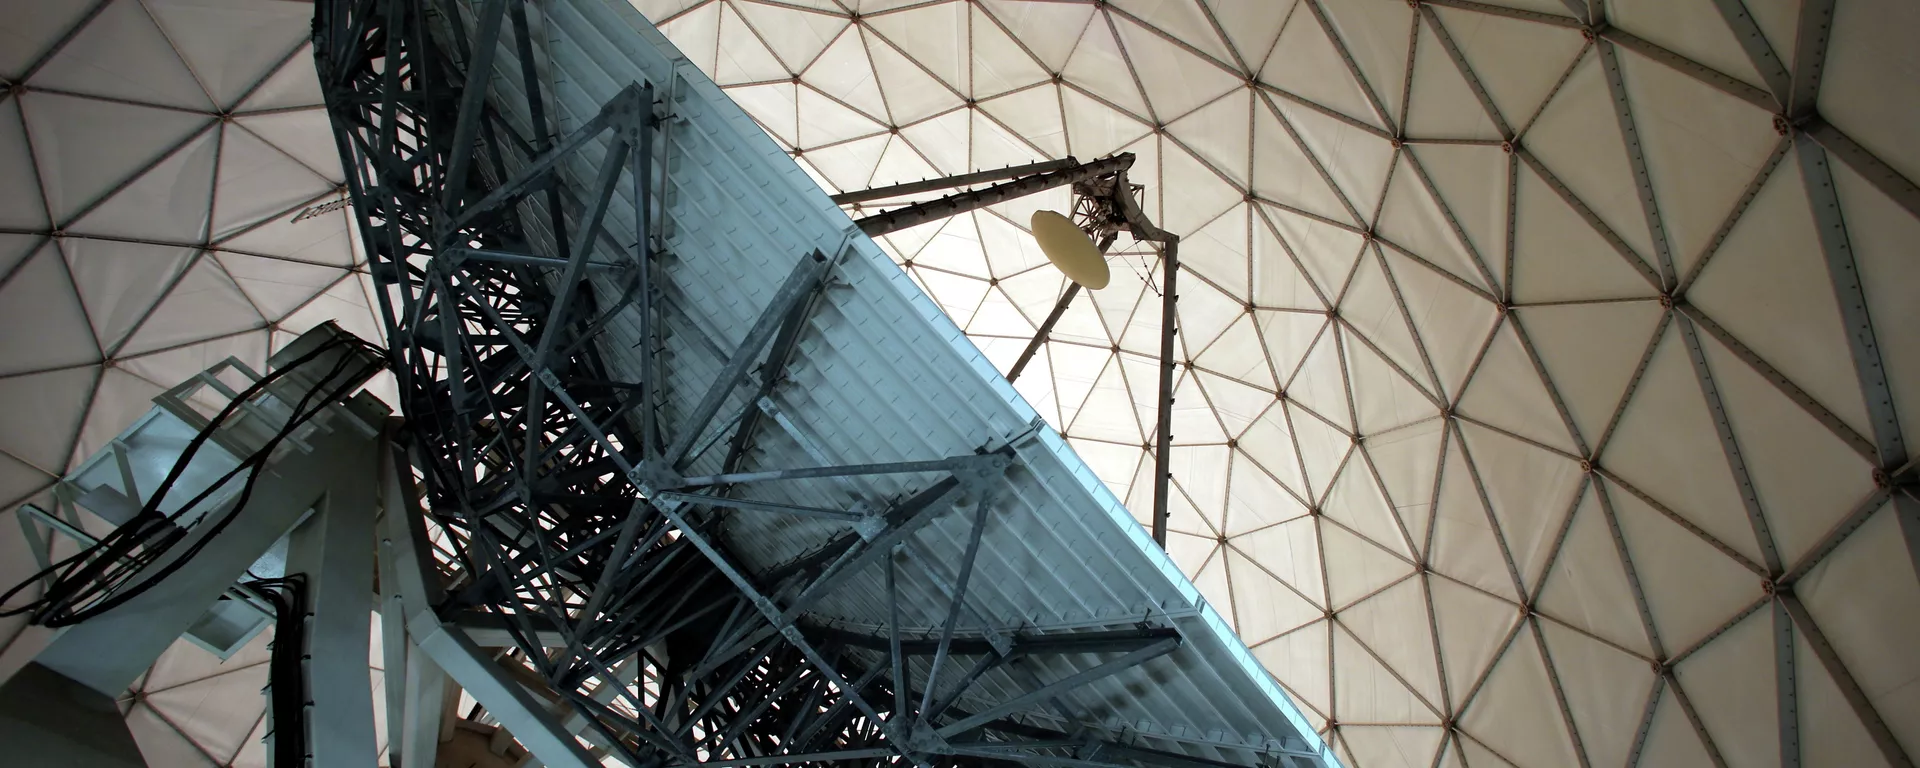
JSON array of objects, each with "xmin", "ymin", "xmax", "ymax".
[{"xmin": 1030, "ymin": 210, "xmax": 1109, "ymax": 289}]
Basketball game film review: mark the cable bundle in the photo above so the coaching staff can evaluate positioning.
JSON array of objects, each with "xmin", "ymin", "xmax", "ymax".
[
  {"xmin": 0, "ymin": 334, "xmax": 385, "ymax": 628},
  {"xmin": 242, "ymin": 575, "xmax": 308, "ymax": 767}
]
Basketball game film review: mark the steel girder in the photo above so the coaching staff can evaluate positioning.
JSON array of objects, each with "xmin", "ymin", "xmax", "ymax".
[{"xmin": 308, "ymin": 3, "xmax": 1274, "ymax": 767}]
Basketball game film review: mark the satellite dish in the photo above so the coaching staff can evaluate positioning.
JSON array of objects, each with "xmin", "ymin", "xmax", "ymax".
[{"xmin": 1030, "ymin": 210, "xmax": 1109, "ymax": 289}]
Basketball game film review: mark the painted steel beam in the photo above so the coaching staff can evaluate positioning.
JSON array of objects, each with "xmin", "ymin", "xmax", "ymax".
[
  {"xmin": 935, "ymin": 637, "xmax": 1181, "ymax": 739},
  {"xmin": 815, "ymin": 626, "xmax": 1184, "ymax": 657},
  {"xmin": 1675, "ymin": 303, "xmax": 1875, "ymax": 461},
  {"xmin": 1623, "ymin": 674, "xmax": 1668, "ymax": 768},
  {"xmin": 635, "ymin": 501, "xmax": 917, "ymax": 761},
  {"xmin": 832, "ymin": 159, "xmax": 1079, "ymax": 205},
  {"xmin": 1787, "ymin": 0, "xmax": 1836, "ymax": 117},
  {"xmin": 410, "ymin": 620, "xmax": 602, "ymax": 768},
  {"xmin": 561, "ymin": 499, "xmax": 651, "ymax": 654},
  {"xmin": 917, "ymin": 497, "xmax": 994, "ymax": 721},
  {"xmin": 650, "ymin": 491, "xmax": 867, "ymax": 522},
  {"xmin": 1796, "ymin": 135, "xmax": 1908, "ymax": 471},
  {"xmin": 1668, "ymin": 672, "xmax": 1734, "ymax": 768},
  {"xmin": 855, "ymin": 154, "xmax": 1137, "ymax": 237},
  {"xmin": 1674, "ymin": 312, "xmax": 1783, "ymax": 573},
  {"xmin": 441, "ymin": 0, "xmax": 507, "ymax": 212},
  {"xmin": 446, "ymin": 246, "xmax": 625, "ymax": 271},
  {"xmin": 665, "ymin": 250, "xmax": 834, "ymax": 470},
  {"xmin": 1094, "ymin": 166, "xmax": 1183, "ymax": 549},
  {"xmin": 1780, "ymin": 483, "xmax": 1895, "ymax": 586},
  {"xmin": 443, "ymin": 94, "xmax": 630, "ymax": 235},
  {"xmin": 1302, "ymin": 0, "xmax": 1396, "ymax": 133},
  {"xmin": 1516, "ymin": 148, "xmax": 1663, "ymax": 289},
  {"xmin": 1421, "ymin": 0, "xmax": 1583, "ymax": 29},
  {"xmin": 700, "ymin": 747, "xmax": 898, "ymax": 767},
  {"xmin": 285, "ymin": 463, "xmax": 381, "ymax": 768},
  {"xmin": 1598, "ymin": 40, "xmax": 1677, "ymax": 288},
  {"xmin": 1773, "ymin": 597, "xmax": 1803, "ymax": 768},
  {"xmin": 1677, "ymin": 138, "xmax": 1792, "ymax": 293},
  {"xmin": 387, "ymin": 435, "xmax": 602, "ymax": 768},
  {"xmin": 1401, "ymin": 147, "xmax": 1502, "ymax": 292},
  {"xmin": 1009, "ymin": 229, "xmax": 1119, "ymax": 384},
  {"xmin": 508, "ymin": 0, "xmax": 574, "ymax": 266},
  {"xmin": 1598, "ymin": 27, "xmax": 1775, "ymax": 114},
  {"xmin": 522, "ymin": 131, "xmax": 633, "ymax": 488},
  {"xmin": 1708, "ymin": 0, "xmax": 1789, "ymax": 106},
  {"xmin": 718, "ymin": 262, "xmax": 831, "ymax": 475},
  {"xmin": 694, "ymin": 475, "xmax": 980, "ymax": 674},
  {"xmin": 679, "ymin": 456, "xmax": 987, "ymax": 489},
  {"xmin": 1780, "ymin": 593, "xmax": 1914, "ymax": 768},
  {"xmin": 380, "ymin": 433, "xmax": 453, "ymax": 768},
  {"xmin": 1151, "ymin": 237, "xmax": 1181, "ymax": 547},
  {"xmin": 1795, "ymin": 131, "xmax": 1920, "ymax": 594},
  {"xmin": 1803, "ymin": 117, "xmax": 1920, "ymax": 229},
  {"xmin": 1007, "ymin": 282, "xmax": 1082, "ymax": 384}
]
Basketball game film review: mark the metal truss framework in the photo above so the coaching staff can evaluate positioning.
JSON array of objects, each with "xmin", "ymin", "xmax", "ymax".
[
  {"xmin": 837, "ymin": 149, "xmax": 1184, "ymax": 547},
  {"xmin": 314, "ymin": 2, "xmax": 1297, "ymax": 767},
  {"xmin": 986, "ymin": 168, "xmax": 1182, "ymax": 547}
]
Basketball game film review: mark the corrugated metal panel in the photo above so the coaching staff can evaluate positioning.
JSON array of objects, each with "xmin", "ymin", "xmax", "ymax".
[{"xmin": 454, "ymin": 1, "xmax": 1331, "ymax": 763}]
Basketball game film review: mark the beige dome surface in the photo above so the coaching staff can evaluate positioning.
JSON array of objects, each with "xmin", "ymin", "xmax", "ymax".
[
  {"xmin": 2, "ymin": 1, "xmax": 1918, "ymax": 767},
  {"xmin": 635, "ymin": 1, "xmax": 1920, "ymax": 767},
  {"xmin": 0, "ymin": 0, "xmax": 387, "ymax": 764}
]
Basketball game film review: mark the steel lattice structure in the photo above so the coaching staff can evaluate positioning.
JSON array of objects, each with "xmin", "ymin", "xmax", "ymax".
[{"xmin": 313, "ymin": 2, "xmax": 1321, "ymax": 767}]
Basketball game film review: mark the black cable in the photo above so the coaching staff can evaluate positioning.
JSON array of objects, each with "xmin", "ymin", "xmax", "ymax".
[
  {"xmin": 48, "ymin": 350, "xmax": 359, "ymax": 621},
  {"xmin": 9, "ymin": 344, "xmax": 357, "ymax": 622},
  {"xmin": 52, "ymin": 353, "xmax": 371, "ymax": 625},
  {"xmin": 0, "ymin": 334, "xmax": 385, "ymax": 626},
  {"xmin": 243, "ymin": 575, "xmax": 308, "ymax": 768}
]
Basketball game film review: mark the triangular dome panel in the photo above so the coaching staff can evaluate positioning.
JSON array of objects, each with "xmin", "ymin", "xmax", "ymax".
[
  {"xmin": 120, "ymin": 254, "xmax": 263, "ymax": 357},
  {"xmin": 1457, "ymin": 624, "xmax": 1582, "ymax": 768},
  {"xmin": 29, "ymin": 0, "xmax": 212, "ymax": 111},
  {"xmin": 0, "ymin": 246, "xmax": 100, "ymax": 375},
  {"xmin": 20, "ymin": 93, "xmax": 210, "ymax": 224},
  {"xmin": 144, "ymin": 0, "xmax": 312, "ymax": 110},
  {"xmin": 69, "ymin": 129, "xmax": 217, "ymax": 243},
  {"xmin": 61, "ymin": 238, "xmax": 199, "ymax": 350}
]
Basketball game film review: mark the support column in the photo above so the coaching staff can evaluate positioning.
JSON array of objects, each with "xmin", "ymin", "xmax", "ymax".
[
  {"xmin": 1151, "ymin": 237, "xmax": 1181, "ymax": 547},
  {"xmin": 381, "ymin": 433, "xmax": 452, "ymax": 768},
  {"xmin": 284, "ymin": 448, "xmax": 380, "ymax": 768},
  {"xmin": 381, "ymin": 432, "xmax": 599, "ymax": 768},
  {"xmin": 407, "ymin": 621, "xmax": 600, "ymax": 768}
]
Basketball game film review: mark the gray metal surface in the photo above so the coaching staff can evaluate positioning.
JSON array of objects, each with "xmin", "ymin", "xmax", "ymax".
[{"xmin": 469, "ymin": 0, "xmax": 1327, "ymax": 762}]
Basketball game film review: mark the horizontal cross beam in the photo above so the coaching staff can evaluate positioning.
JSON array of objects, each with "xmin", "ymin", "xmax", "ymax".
[
  {"xmin": 831, "ymin": 159, "xmax": 1079, "ymax": 205},
  {"xmin": 816, "ymin": 626, "xmax": 1183, "ymax": 658},
  {"xmin": 855, "ymin": 154, "xmax": 1136, "ymax": 237}
]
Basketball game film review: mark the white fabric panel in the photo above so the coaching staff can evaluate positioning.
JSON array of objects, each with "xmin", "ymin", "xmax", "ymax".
[
  {"xmin": 0, "ymin": 5, "xmax": 384, "ymax": 765},
  {"xmin": 0, "ymin": 0, "xmax": 1915, "ymax": 765}
]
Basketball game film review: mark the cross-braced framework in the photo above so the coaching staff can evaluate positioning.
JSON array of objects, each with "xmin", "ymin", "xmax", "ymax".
[
  {"xmin": 315, "ymin": 2, "xmax": 1322, "ymax": 767},
  {"xmin": 635, "ymin": 1, "xmax": 1920, "ymax": 766},
  {"xmin": 840, "ymin": 149, "xmax": 1185, "ymax": 546}
]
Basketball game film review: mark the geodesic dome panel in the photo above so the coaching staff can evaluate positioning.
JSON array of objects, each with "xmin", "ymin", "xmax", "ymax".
[
  {"xmin": 0, "ymin": 0, "xmax": 386, "ymax": 764},
  {"xmin": 4, "ymin": 1, "xmax": 1919, "ymax": 766},
  {"xmin": 634, "ymin": 1, "xmax": 1920, "ymax": 766}
]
